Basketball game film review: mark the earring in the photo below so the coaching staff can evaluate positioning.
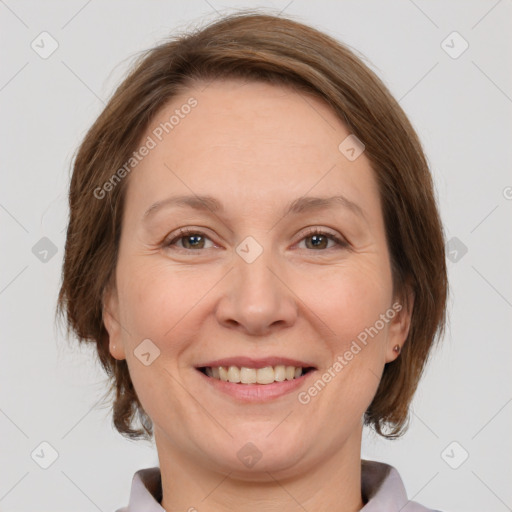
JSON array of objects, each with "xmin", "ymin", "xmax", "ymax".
[{"xmin": 393, "ymin": 344, "xmax": 401, "ymax": 355}]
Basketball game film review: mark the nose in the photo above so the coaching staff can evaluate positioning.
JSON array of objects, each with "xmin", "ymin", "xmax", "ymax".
[{"xmin": 215, "ymin": 244, "xmax": 298, "ymax": 337}]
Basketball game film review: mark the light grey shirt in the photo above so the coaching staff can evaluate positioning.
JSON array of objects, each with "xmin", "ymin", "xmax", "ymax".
[{"xmin": 115, "ymin": 459, "xmax": 440, "ymax": 511}]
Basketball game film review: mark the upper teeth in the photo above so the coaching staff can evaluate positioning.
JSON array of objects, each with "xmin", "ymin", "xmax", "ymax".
[{"xmin": 205, "ymin": 365, "xmax": 304, "ymax": 384}]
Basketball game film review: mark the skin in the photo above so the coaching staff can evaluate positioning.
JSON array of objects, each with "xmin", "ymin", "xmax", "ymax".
[{"xmin": 103, "ymin": 79, "xmax": 413, "ymax": 512}]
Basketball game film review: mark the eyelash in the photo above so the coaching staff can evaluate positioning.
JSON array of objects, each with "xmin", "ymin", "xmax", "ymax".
[{"xmin": 163, "ymin": 227, "xmax": 349, "ymax": 252}]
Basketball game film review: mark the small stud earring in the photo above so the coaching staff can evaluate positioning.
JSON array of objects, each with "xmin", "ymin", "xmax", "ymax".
[{"xmin": 393, "ymin": 344, "xmax": 401, "ymax": 354}]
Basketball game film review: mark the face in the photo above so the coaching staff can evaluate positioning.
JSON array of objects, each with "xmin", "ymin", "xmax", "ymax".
[{"xmin": 103, "ymin": 79, "xmax": 412, "ymax": 479}]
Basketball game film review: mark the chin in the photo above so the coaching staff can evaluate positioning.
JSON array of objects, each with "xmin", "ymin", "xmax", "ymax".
[{"xmin": 204, "ymin": 434, "xmax": 308, "ymax": 479}]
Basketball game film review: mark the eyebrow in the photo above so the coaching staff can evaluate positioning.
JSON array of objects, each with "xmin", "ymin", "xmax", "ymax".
[{"xmin": 142, "ymin": 194, "xmax": 366, "ymax": 221}]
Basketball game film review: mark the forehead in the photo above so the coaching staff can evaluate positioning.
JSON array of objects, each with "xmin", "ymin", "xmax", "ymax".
[
  {"xmin": 123, "ymin": 78, "xmax": 379, "ymax": 217},
  {"xmin": 165, "ymin": 79, "xmax": 347, "ymax": 162}
]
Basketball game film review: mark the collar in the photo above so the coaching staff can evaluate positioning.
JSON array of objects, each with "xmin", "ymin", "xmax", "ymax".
[{"xmin": 118, "ymin": 459, "xmax": 434, "ymax": 511}]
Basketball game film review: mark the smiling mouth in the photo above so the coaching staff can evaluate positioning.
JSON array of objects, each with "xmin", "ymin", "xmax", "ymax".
[{"xmin": 198, "ymin": 365, "xmax": 316, "ymax": 385}]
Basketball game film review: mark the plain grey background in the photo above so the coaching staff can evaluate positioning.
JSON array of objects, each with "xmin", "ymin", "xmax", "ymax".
[{"xmin": 1, "ymin": 1, "xmax": 511, "ymax": 511}]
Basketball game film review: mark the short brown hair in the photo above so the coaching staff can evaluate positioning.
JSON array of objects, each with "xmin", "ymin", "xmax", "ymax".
[{"xmin": 57, "ymin": 11, "xmax": 448, "ymax": 440}]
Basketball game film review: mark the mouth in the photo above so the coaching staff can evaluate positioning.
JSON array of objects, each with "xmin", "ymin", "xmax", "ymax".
[
  {"xmin": 197, "ymin": 365, "xmax": 316, "ymax": 385},
  {"xmin": 194, "ymin": 357, "xmax": 317, "ymax": 402}
]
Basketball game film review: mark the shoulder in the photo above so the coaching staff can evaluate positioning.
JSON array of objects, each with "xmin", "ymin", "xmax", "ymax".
[
  {"xmin": 361, "ymin": 459, "xmax": 442, "ymax": 512},
  {"xmin": 114, "ymin": 466, "xmax": 164, "ymax": 512}
]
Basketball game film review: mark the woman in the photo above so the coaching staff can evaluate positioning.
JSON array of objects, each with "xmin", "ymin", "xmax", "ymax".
[{"xmin": 57, "ymin": 12, "xmax": 447, "ymax": 511}]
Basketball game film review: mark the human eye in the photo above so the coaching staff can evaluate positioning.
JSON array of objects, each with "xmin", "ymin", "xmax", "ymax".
[
  {"xmin": 296, "ymin": 227, "xmax": 349, "ymax": 251},
  {"xmin": 163, "ymin": 227, "xmax": 216, "ymax": 251},
  {"xmin": 161, "ymin": 226, "xmax": 349, "ymax": 254}
]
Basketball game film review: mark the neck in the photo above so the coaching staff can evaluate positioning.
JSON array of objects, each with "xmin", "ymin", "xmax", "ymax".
[{"xmin": 156, "ymin": 427, "xmax": 365, "ymax": 512}]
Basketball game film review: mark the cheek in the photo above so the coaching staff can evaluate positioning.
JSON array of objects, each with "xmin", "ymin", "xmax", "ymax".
[
  {"xmin": 314, "ymin": 259, "xmax": 393, "ymax": 337},
  {"xmin": 308, "ymin": 266, "xmax": 394, "ymax": 396},
  {"xmin": 115, "ymin": 263, "xmax": 194, "ymax": 419},
  {"xmin": 117, "ymin": 260, "xmax": 195, "ymax": 341},
  {"xmin": 305, "ymin": 263, "xmax": 393, "ymax": 421}
]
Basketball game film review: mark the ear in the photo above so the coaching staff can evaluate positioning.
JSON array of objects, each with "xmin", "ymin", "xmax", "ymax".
[
  {"xmin": 102, "ymin": 281, "xmax": 126, "ymax": 360},
  {"xmin": 385, "ymin": 287, "xmax": 414, "ymax": 363}
]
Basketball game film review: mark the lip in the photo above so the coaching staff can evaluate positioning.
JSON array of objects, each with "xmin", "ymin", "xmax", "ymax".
[
  {"xmin": 196, "ymin": 356, "xmax": 316, "ymax": 369},
  {"xmin": 195, "ymin": 366, "xmax": 317, "ymax": 403}
]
